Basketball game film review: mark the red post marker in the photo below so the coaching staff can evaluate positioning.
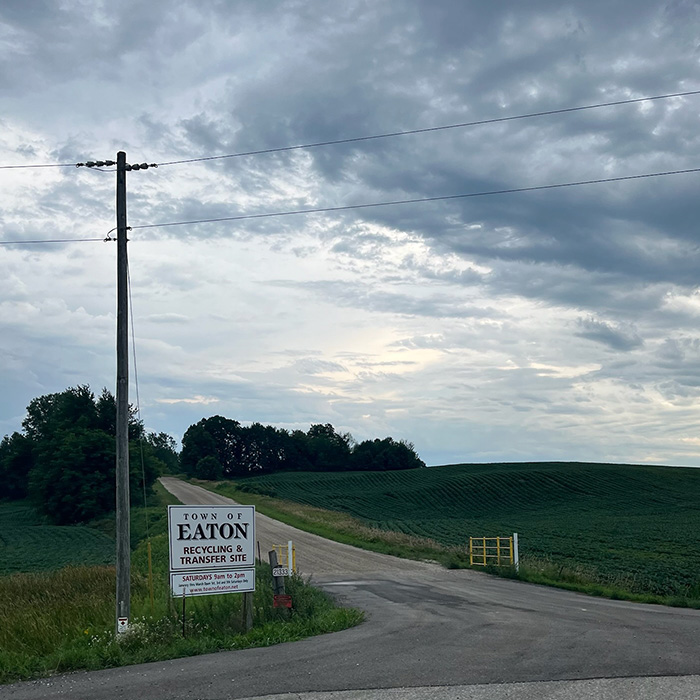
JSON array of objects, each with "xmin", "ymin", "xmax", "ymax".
[{"xmin": 273, "ymin": 594, "xmax": 293, "ymax": 609}]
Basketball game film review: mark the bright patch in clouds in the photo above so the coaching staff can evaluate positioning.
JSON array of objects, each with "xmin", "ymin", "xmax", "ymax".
[
  {"xmin": 1, "ymin": 0, "xmax": 700, "ymax": 466},
  {"xmin": 156, "ymin": 396, "xmax": 220, "ymax": 406}
]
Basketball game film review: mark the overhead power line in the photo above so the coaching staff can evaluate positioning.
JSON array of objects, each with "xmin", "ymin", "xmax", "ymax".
[
  {"xmin": 129, "ymin": 167, "xmax": 700, "ymax": 232},
  {"xmin": 154, "ymin": 90, "xmax": 700, "ymax": 167},
  {"xmin": 2, "ymin": 166, "xmax": 698, "ymax": 246},
  {"xmin": 1, "ymin": 90, "xmax": 699, "ymax": 171},
  {"xmin": 0, "ymin": 163, "xmax": 78, "ymax": 170},
  {"xmin": 0, "ymin": 158, "xmax": 155, "ymax": 172},
  {"xmin": 0, "ymin": 237, "xmax": 109, "ymax": 246}
]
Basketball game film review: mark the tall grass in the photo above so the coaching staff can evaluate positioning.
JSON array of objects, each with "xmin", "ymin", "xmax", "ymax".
[{"xmin": 0, "ymin": 487, "xmax": 363, "ymax": 684}]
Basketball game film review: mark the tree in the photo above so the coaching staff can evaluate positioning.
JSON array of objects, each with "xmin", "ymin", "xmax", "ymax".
[
  {"xmin": 22, "ymin": 385, "xmax": 97, "ymax": 443},
  {"xmin": 351, "ymin": 438, "xmax": 426, "ymax": 471},
  {"xmin": 179, "ymin": 415, "xmax": 427, "ymax": 477},
  {"xmin": 194, "ymin": 455, "xmax": 223, "ymax": 480},
  {"xmin": 146, "ymin": 432, "xmax": 179, "ymax": 474},
  {"xmin": 306, "ymin": 423, "xmax": 352, "ymax": 471},
  {"xmin": 286, "ymin": 430, "xmax": 314, "ymax": 471},
  {"xmin": 29, "ymin": 428, "xmax": 116, "ymax": 525},
  {"xmin": 180, "ymin": 416, "xmax": 244, "ymax": 477},
  {"xmin": 239, "ymin": 423, "xmax": 292, "ymax": 474},
  {"xmin": 2, "ymin": 385, "xmax": 161, "ymax": 523},
  {"xmin": 0, "ymin": 432, "xmax": 34, "ymax": 500}
]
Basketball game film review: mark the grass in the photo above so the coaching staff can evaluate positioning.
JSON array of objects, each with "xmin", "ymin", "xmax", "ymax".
[
  {"xmin": 0, "ymin": 484, "xmax": 363, "ymax": 685},
  {"xmin": 204, "ymin": 462, "xmax": 700, "ymax": 606},
  {"xmin": 211, "ymin": 480, "xmax": 471, "ymax": 569},
  {"xmin": 89, "ymin": 479, "xmax": 183, "ymax": 547}
]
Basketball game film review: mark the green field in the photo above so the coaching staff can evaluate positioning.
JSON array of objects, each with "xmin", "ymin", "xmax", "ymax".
[
  {"xmin": 229, "ymin": 462, "xmax": 700, "ymax": 597},
  {"xmin": 0, "ymin": 501, "xmax": 115, "ymax": 575}
]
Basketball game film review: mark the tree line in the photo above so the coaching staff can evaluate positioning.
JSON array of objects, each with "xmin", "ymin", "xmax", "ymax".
[
  {"xmin": 0, "ymin": 386, "xmax": 174, "ymax": 525},
  {"xmin": 1, "ymin": 386, "xmax": 425, "ymax": 524},
  {"xmin": 181, "ymin": 415, "xmax": 425, "ymax": 479}
]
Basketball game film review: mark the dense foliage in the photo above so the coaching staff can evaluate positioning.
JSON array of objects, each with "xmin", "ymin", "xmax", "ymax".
[
  {"xmin": 227, "ymin": 462, "xmax": 700, "ymax": 598},
  {"xmin": 0, "ymin": 386, "xmax": 177, "ymax": 524},
  {"xmin": 180, "ymin": 416, "xmax": 425, "ymax": 479}
]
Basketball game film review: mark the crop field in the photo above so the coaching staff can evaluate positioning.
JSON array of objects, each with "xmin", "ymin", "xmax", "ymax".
[
  {"xmin": 0, "ymin": 501, "xmax": 114, "ymax": 575},
  {"xmin": 232, "ymin": 462, "xmax": 700, "ymax": 597}
]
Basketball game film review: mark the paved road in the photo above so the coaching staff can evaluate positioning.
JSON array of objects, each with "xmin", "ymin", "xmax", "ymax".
[{"xmin": 4, "ymin": 478, "xmax": 700, "ymax": 700}]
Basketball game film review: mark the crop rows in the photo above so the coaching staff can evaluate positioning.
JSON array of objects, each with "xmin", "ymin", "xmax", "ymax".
[
  {"xmin": 0, "ymin": 502, "xmax": 115, "ymax": 575},
  {"xmin": 239, "ymin": 462, "xmax": 700, "ymax": 596}
]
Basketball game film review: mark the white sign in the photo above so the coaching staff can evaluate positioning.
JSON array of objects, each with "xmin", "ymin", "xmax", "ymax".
[
  {"xmin": 168, "ymin": 505, "xmax": 255, "ymax": 572},
  {"xmin": 170, "ymin": 568, "xmax": 255, "ymax": 597},
  {"xmin": 272, "ymin": 566, "xmax": 289, "ymax": 577},
  {"xmin": 117, "ymin": 617, "xmax": 128, "ymax": 633}
]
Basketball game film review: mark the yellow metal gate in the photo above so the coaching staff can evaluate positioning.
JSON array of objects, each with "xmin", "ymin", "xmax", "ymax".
[
  {"xmin": 469, "ymin": 536, "xmax": 514, "ymax": 567},
  {"xmin": 271, "ymin": 542, "xmax": 296, "ymax": 572}
]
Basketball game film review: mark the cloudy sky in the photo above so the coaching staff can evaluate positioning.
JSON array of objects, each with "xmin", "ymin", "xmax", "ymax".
[{"xmin": 2, "ymin": 0, "xmax": 700, "ymax": 467}]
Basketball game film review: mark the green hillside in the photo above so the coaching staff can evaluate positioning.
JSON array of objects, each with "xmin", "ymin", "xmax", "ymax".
[
  {"xmin": 0, "ymin": 501, "xmax": 115, "ymax": 575},
  {"xmin": 233, "ymin": 462, "xmax": 700, "ymax": 597}
]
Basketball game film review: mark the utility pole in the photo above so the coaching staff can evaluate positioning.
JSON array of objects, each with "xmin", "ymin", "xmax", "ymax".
[
  {"xmin": 77, "ymin": 153, "xmax": 157, "ymax": 634},
  {"xmin": 115, "ymin": 150, "xmax": 130, "ymax": 634}
]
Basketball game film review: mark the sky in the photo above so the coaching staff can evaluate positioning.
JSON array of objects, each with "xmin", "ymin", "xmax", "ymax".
[{"xmin": 1, "ymin": 0, "xmax": 700, "ymax": 467}]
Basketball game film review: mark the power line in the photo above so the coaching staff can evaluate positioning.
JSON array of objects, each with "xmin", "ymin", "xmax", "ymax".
[
  {"xmin": 154, "ymin": 89, "xmax": 700, "ymax": 167},
  {"xmin": 129, "ymin": 167, "xmax": 700, "ymax": 232},
  {"xmin": 0, "ymin": 162, "xmax": 115, "ymax": 171},
  {"xmin": 0, "ymin": 163, "xmax": 78, "ymax": 170},
  {"xmin": 1, "ymin": 90, "xmax": 699, "ymax": 171},
  {"xmin": 0, "ymin": 159, "xmax": 152, "ymax": 172},
  {"xmin": 0, "ymin": 237, "xmax": 109, "ymax": 246},
  {"xmin": 2, "ymin": 166, "xmax": 698, "ymax": 246}
]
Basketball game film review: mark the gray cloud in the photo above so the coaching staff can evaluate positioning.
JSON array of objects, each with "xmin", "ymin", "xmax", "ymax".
[
  {"xmin": 575, "ymin": 317, "xmax": 644, "ymax": 351},
  {"xmin": 2, "ymin": 0, "xmax": 700, "ymax": 466}
]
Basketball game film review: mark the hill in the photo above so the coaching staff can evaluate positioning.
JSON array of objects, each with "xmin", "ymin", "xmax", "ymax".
[
  {"xmin": 230, "ymin": 461, "xmax": 700, "ymax": 597},
  {"xmin": 0, "ymin": 501, "xmax": 115, "ymax": 575}
]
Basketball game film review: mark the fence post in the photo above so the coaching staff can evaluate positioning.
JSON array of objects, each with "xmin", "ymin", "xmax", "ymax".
[
  {"xmin": 243, "ymin": 591, "xmax": 253, "ymax": 631},
  {"xmin": 513, "ymin": 532, "xmax": 519, "ymax": 572},
  {"xmin": 268, "ymin": 550, "xmax": 286, "ymax": 595}
]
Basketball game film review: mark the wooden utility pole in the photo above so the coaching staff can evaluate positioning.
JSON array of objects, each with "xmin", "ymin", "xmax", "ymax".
[{"xmin": 115, "ymin": 150, "xmax": 131, "ymax": 633}]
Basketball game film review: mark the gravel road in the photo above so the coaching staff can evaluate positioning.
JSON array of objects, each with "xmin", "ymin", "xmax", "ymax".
[{"xmin": 159, "ymin": 476, "xmax": 439, "ymax": 577}]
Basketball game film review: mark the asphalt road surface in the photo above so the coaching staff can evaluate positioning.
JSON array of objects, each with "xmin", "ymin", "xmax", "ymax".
[{"xmin": 4, "ymin": 477, "xmax": 700, "ymax": 700}]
